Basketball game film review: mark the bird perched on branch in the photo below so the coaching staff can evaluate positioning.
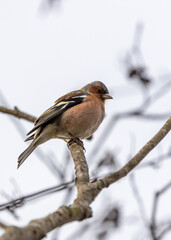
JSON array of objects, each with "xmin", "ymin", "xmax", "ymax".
[{"xmin": 18, "ymin": 81, "xmax": 112, "ymax": 168}]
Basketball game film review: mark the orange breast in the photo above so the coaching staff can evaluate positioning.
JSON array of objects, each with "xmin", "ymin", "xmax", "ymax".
[{"xmin": 59, "ymin": 97, "xmax": 105, "ymax": 139}]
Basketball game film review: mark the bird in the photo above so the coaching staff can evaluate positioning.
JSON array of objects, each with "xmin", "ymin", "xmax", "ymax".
[{"xmin": 18, "ymin": 81, "xmax": 112, "ymax": 168}]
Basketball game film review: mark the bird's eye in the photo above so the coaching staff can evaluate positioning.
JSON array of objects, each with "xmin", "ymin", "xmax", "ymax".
[{"xmin": 98, "ymin": 89, "xmax": 102, "ymax": 94}]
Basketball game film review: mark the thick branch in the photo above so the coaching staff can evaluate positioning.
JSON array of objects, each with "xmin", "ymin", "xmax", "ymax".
[
  {"xmin": 0, "ymin": 222, "xmax": 8, "ymax": 230},
  {"xmin": 68, "ymin": 143, "xmax": 90, "ymax": 185},
  {"xmin": 0, "ymin": 117, "xmax": 171, "ymax": 240},
  {"xmin": 0, "ymin": 106, "xmax": 36, "ymax": 122}
]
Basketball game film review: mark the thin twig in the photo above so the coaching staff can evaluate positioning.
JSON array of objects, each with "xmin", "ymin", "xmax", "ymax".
[
  {"xmin": 138, "ymin": 151, "xmax": 171, "ymax": 169},
  {"xmin": 129, "ymin": 174, "xmax": 148, "ymax": 225},
  {"xmin": 158, "ymin": 223, "xmax": 171, "ymax": 240},
  {"xmin": 0, "ymin": 180, "xmax": 74, "ymax": 211},
  {"xmin": 150, "ymin": 181, "xmax": 171, "ymax": 239}
]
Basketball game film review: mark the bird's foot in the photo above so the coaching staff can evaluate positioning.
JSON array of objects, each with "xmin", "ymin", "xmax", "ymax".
[{"xmin": 67, "ymin": 138, "xmax": 85, "ymax": 150}]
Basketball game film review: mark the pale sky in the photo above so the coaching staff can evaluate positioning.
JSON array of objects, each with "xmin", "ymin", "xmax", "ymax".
[{"xmin": 0, "ymin": 0, "xmax": 171, "ymax": 239}]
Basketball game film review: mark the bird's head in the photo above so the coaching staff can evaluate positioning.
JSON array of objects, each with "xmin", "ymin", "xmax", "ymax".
[{"xmin": 82, "ymin": 81, "xmax": 113, "ymax": 100}]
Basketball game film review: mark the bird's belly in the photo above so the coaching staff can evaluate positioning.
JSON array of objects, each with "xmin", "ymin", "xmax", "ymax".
[{"xmin": 57, "ymin": 101, "xmax": 104, "ymax": 139}]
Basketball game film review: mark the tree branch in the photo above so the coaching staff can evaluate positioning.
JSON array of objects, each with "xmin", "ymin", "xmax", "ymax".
[
  {"xmin": 68, "ymin": 143, "xmax": 90, "ymax": 185},
  {"xmin": 0, "ymin": 143, "xmax": 93, "ymax": 240},
  {"xmin": 0, "ymin": 180, "xmax": 74, "ymax": 212},
  {"xmin": 150, "ymin": 181, "xmax": 171, "ymax": 240},
  {"xmin": 0, "ymin": 222, "xmax": 8, "ymax": 230},
  {"xmin": 0, "ymin": 117, "xmax": 171, "ymax": 240},
  {"xmin": 0, "ymin": 106, "xmax": 36, "ymax": 122}
]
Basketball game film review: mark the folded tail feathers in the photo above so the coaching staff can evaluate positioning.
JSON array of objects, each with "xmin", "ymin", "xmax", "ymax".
[
  {"xmin": 17, "ymin": 142, "xmax": 36, "ymax": 169},
  {"xmin": 25, "ymin": 134, "xmax": 34, "ymax": 142}
]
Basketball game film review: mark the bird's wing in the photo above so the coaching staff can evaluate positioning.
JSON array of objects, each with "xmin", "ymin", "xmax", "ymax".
[{"xmin": 27, "ymin": 90, "xmax": 88, "ymax": 135}]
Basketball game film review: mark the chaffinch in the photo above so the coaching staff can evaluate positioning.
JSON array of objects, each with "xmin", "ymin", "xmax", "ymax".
[{"xmin": 18, "ymin": 81, "xmax": 112, "ymax": 168}]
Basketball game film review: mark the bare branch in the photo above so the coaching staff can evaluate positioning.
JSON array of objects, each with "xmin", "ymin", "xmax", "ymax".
[
  {"xmin": 129, "ymin": 174, "xmax": 148, "ymax": 225},
  {"xmin": 138, "ymin": 151, "xmax": 171, "ymax": 169},
  {"xmin": 0, "ymin": 143, "xmax": 92, "ymax": 240},
  {"xmin": 150, "ymin": 181, "xmax": 171, "ymax": 239},
  {"xmin": 0, "ymin": 180, "xmax": 74, "ymax": 212},
  {"xmin": 0, "ymin": 106, "xmax": 36, "ymax": 122},
  {"xmin": 68, "ymin": 142, "xmax": 90, "ymax": 185},
  {"xmin": 158, "ymin": 222, "xmax": 171, "ymax": 240},
  {"xmin": 0, "ymin": 222, "xmax": 8, "ymax": 230},
  {"xmin": 0, "ymin": 117, "xmax": 171, "ymax": 240}
]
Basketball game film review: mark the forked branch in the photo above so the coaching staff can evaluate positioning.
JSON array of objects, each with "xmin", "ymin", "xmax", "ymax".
[{"xmin": 0, "ymin": 113, "xmax": 171, "ymax": 240}]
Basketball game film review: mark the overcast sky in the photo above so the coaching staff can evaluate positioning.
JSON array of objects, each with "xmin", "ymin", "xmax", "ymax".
[{"xmin": 0, "ymin": 0, "xmax": 171, "ymax": 239}]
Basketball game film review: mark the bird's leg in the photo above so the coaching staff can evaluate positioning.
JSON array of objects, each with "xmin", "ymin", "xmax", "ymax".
[{"xmin": 67, "ymin": 137, "xmax": 85, "ymax": 151}]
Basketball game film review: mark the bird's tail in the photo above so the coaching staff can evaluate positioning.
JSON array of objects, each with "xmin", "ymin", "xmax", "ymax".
[{"xmin": 18, "ymin": 141, "xmax": 37, "ymax": 169}]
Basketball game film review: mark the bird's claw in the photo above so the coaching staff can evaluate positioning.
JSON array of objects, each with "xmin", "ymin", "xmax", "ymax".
[{"xmin": 67, "ymin": 138, "xmax": 85, "ymax": 151}]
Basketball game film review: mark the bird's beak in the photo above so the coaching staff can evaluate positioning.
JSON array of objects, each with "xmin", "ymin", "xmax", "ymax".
[{"xmin": 103, "ymin": 93, "xmax": 113, "ymax": 99}]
